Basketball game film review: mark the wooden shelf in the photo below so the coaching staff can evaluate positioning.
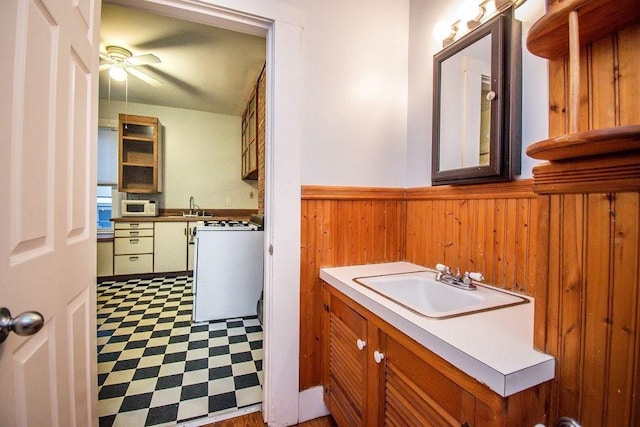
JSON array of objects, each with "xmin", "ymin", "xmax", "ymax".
[
  {"xmin": 526, "ymin": 125, "xmax": 640, "ymax": 161},
  {"xmin": 527, "ymin": 0, "xmax": 640, "ymax": 59}
]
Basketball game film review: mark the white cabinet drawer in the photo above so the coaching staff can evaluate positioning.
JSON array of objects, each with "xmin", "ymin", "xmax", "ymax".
[
  {"xmin": 114, "ymin": 254, "xmax": 153, "ymax": 275},
  {"xmin": 115, "ymin": 221, "xmax": 154, "ymax": 230},
  {"xmin": 114, "ymin": 236, "xmax": 154, "ymax": 255},
  {"xmin": 115, "ymin": 229, "xmax": 154, "ymax": 238}
]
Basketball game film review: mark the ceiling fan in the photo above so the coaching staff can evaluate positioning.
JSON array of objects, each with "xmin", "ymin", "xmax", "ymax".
[{"xmin": 99, "ymin": 45, "xmax": 162, "ymax": 87}]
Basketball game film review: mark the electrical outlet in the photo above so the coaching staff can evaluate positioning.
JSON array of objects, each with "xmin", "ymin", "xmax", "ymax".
[{"xmin": 226, "ymin": 198, "xmax": 232, "ymax": 206}]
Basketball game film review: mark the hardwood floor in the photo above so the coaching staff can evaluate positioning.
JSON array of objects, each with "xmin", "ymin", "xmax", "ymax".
[{"xmin": 204, "ymin": 412, "xmax": 336, "ymax": 427}]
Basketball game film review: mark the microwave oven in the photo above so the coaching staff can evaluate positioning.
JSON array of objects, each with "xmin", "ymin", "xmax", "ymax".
[{"xmin": 121, "ymin": 200, "xmax": 158, "ymax": 217}]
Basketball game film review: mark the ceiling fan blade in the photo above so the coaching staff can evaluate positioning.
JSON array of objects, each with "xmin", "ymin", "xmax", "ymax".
[
  {"xmin": 127, "ymin": 67, "xmax": 162, "ymax": 87},
  {"xmin": 127, "ymin": 53, "xmax": 160, "ymax": 66},
  {"xmin": 99, "ymin": 63, "xmax": 112, "ymax": 71}
]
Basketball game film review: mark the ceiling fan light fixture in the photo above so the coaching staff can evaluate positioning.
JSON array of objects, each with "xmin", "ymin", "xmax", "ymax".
[{"xmin": 109, "ymin": 64, "xmax": 128, "ymax": 81}]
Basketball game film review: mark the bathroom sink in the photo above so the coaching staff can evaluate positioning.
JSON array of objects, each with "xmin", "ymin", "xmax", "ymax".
[{"xmin": 353, "ymin": 271, "xmax": 528, "ymax": 319}]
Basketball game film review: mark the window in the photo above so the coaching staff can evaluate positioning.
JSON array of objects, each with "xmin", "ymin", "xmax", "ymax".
[
  {"xmin": 97, "ymin": 126, "xmax": 118, "ymax": 232},
  {"xmin": 97, "ymin": 185, "xmax": 114, "ymax": 232}
]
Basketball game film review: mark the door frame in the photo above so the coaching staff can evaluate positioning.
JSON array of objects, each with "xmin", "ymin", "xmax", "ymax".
[{"xmin": 104, "ymin": 1, "xmax": 303, "ymax": 425}]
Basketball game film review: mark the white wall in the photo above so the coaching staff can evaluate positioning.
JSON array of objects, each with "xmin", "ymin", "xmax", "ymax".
[
  {"xmin": 99, "ymin": 99, "xmax": 258, "ymax": 210},
  {"xmin": 292, "ymin": 0, "xmax": 411, "ymax": 187}
]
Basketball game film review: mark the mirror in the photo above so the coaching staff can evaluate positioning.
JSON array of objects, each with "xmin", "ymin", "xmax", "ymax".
[{"xmin": 432, "ymin": 7, "xmax": 521, "ymax": 185}]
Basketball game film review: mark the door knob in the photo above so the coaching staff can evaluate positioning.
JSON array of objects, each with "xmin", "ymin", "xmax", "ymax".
[{"xmin": 0, "ymin": 307, "xmax": 44, "ymax": 344}]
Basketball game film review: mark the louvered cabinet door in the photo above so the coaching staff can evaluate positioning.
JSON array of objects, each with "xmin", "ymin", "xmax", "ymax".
[
  {"xmin": 326, "ymin": 295, "xmax": 368, "ymax": 426},
  {"xmin": 382, "ymin": 334, "xmax": 476, "ymax": 427}
]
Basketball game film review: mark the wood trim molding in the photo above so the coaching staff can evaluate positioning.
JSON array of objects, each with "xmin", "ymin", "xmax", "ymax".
[
  {"xmin": 405, "ymin": 179, "xmax": 535, "ymax": 200},
  {"xmin": 532, "ymin": 153, "xmax": 640, "ymax": 194},
  {"xmin": 301, "ymin": 185, "xmax": 406, "ymax": 200},
  {"xmin": 302, "ymin": 181, "xmax": 535, "ymax": 201}
]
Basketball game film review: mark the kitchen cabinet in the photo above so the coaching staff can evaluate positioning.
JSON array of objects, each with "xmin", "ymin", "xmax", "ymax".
[
  {"xmin": 241, "ymin": 87, "xmax": 258, "ymax": 180},
  {"xmin": 114, "ymin": 221, "xmax": 154, "ymax": 275},
  {"xmin": 154, "ymin": 222, "xmax": 189, "ymax": 273},
  {"xmin": 322, "ymin": 283, "xmax": 548, "ymax": 426},
  {"xmin": 118, "ymin": 114, "xmax": 162, "ymax": 193},
  {"xmin": 97, "ymin": 239, "xmax": 114, "ymax": 277}
]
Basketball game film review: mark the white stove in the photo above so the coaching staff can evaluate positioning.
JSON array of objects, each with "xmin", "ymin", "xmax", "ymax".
[
  {"xmin": 192, "ymin": 218, "xmax": 264, "ymax": 322},
  {"xmin": 197, "ymin": 219, "xmax": 259, "ymax": 230}
]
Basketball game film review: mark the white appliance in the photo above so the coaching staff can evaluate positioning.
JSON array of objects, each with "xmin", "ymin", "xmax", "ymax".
[
  {"xmin": 193, "ymin": 220, "xmax": 264, "ymax": 322},
  {"xmin": 121, "ymin": 199, "xmax": 158, "ymax": 216}
]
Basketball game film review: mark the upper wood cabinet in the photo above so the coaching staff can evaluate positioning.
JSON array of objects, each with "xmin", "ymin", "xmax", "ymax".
[
  {"xmin": 241, "ymin": 87, "xmax": 258, "ymax": 180},
  {"xmin": 118, "ymin": 114, "xmax": 162, "ymax": 193}
]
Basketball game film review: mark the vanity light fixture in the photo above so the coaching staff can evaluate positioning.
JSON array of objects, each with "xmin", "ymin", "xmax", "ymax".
[
  {"xmin": 433, "ymin": 0, "xmax": 521, "ymax": 46},
  {"xmin": 433, "ymin": 20, "xmax": 457, "ymax": 41},
  {"xmin": 459, "ymin": 0, "xmax": 485, "ymax": 23}
]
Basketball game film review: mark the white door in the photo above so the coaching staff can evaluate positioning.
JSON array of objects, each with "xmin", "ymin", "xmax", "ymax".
[{"xmin": 0, "ymin": 0, "xmax": 100, "ymax": 425}]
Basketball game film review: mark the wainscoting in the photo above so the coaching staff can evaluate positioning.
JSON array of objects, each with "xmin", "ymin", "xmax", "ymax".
[
  {"xmin": 404, "ymin": 181, "xmax": 537, "ymax": 294},
  {"xmin": 299, "ymin": 181, "xmax": 538, "ymax": 391},
  {"xmin": 300, "ymin": 187, "xmax": 405, "ymax": 390}
]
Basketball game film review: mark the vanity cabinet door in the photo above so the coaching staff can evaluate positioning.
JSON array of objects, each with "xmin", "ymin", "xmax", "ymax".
[
  {"xmin": 380, "ymin": 334, "xmax": 475, "ymax": 426},
  {"xmin": 324, "ymin": 293, "xmax": 369, "ymax": 426}
]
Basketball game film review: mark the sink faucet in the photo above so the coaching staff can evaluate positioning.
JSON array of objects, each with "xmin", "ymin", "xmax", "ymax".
[
  {"xmin": 189, "ymin": 196, "xmax": 195, "ymax": 215},
  {"xmin": 434, "ymin": 264, "xmax": 484, "ymax": 290}
]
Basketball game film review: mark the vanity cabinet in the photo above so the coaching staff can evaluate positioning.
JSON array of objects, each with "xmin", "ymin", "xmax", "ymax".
[
  {"xmin": 323, "ymin": 293, "xmax": 369, "ymax": 425},
  {"xmin": 114, "ymin": 221, "xmax": 154, "ymax": 275},
  {"xmin": 322, "ymin": 282, "xmax": 547, "ymax": 426},
  {"xmin": 118, "ymin": 114, "xmax": 162, "ymax": 193}
]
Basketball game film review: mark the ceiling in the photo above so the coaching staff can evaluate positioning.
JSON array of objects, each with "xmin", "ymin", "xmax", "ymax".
[{"xmin": 99, "ymin": 3, "xmax": 266, "ymax": 116}]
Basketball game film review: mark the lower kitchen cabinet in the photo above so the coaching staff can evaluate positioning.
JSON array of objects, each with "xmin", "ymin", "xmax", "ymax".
[
  {"xmin": 154, "ymin": 222, "xmax": 188, "ymax": 273},
  {"xmin": 114, "ymin": 221, "xmax": 154, "ymax": 275},
  {"xmin": 97, "ymin": 239, "xmax": 114, "ymax": 277},
  {"xmin": 322, "ymin": 282, "xmax": 548, "ymax": 427}
]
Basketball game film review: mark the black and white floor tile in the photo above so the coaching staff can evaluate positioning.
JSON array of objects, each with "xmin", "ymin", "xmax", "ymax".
[{"xmin": 97, "ymin": 276, "xmax": 263, "ymax": 427}]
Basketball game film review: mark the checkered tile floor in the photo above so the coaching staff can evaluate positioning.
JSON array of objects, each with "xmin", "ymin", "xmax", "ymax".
[{"xmin": 97, "ymin": 276, "xmax": 263, "ymax": 427}]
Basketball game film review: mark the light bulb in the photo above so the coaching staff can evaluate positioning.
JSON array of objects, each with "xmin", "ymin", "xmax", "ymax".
[
  {"xmin": 459, "ymin": 0, "xmax": 484, "ymax": 23},
  {"xmin": 433, "ymin": 21, "xmax": 455, "ymax": 41},
  {"xmin": 109, "ymin": 64, "xmax": 127, "ymax": 82}
]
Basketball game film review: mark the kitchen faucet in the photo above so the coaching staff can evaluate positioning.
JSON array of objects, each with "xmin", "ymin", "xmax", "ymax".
[{"xmin": 189, "ymin": 196, "xmax": 195, "ymax": 215}]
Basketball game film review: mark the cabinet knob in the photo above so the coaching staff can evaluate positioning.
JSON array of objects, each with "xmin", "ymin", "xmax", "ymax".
[
  {"xmin": 356, "ymin": 339, "xmax": 366, "ymax": 350},
  {"xmin": 373, "ymin": 350, "xmax": 385, "ymax": 364}
]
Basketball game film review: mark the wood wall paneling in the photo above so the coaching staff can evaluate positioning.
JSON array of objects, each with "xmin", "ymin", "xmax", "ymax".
[
  {"xmin": 300, "ymin": 182, "xmax": 538, "ymax": 391},
  {"xmin": 404, "ymin": 182, "xmax": 537, "ymax": 292},
  {"xmin": 533, "ymin": 20, "xmax": 640, "ymax": 426},
  {"xmin": 300, "ymin": 188, "xmax": 405, "ymax": 390}
]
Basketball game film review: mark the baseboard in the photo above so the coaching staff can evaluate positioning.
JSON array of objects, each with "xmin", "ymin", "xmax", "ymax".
[{"xmin": 298, "ymin": 386, "xmax": 329, "ymax": 423}]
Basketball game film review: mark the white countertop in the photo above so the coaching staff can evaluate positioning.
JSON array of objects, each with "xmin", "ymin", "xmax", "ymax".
[{"xmin": 320, "ymin": 261, "xmax": 555, "ymax": 397}]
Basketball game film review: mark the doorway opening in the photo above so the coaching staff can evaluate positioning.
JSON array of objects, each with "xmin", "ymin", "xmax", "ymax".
[{"xmin": 99, "ymin": 2, "xmax": 267, "ymax": 420}]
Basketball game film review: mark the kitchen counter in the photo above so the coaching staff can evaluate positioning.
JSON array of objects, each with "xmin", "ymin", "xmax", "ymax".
[
  {"xmin": 110, "ymin": 215, "xmax": 246, "ymax": 223},
  {"xmin": 320, "ymin": 261, "xmax": 555, "ymax": 397}
]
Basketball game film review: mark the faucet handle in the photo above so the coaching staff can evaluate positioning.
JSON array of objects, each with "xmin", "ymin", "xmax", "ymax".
[
  {"xmin": 435, "ymin": 263, "xmax": 449, "ymax": 273},
  {"xmin": 467, "ymin": 272, "xmax": 484, "ymax": 282}
]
